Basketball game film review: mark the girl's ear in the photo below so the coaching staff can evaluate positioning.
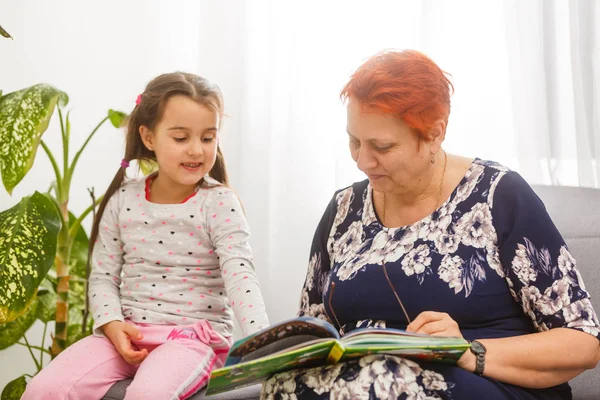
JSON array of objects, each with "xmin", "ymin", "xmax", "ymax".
[{"xmin": 139, "ymin": 125, "xmax": 155, "ymax": 151}]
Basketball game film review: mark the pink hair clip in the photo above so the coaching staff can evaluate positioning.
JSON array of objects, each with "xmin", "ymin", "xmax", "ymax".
[
  {"xmin": 121, "ymin": 159, "xmax": 130, "ymax": 168},
  {"xmin": 135, "ymin": 94, "xmax": 142, "ymax": 105}
]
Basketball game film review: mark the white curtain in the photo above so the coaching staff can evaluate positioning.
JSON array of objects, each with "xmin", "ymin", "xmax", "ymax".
[
  {"xmin": 504, "ymin": 0, "xmax": 600, "ymax": 187},
  {"xmin": 0, "ymin": 2, "xmax": 597, "ymax": 381},
  {"xmin": 198, "ymin": 0, "xmax": 600, "ymax": 324}
]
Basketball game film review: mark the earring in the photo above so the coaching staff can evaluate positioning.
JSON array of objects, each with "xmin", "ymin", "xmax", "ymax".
[{"xmin": 431, "ymin": 152, "xmax": 436, "ymax": 164}]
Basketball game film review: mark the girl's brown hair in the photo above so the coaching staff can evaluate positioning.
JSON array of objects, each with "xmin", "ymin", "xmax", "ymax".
[{"xmin": 89, "ymin": 72, "xmax": 228, "ymax": 248}]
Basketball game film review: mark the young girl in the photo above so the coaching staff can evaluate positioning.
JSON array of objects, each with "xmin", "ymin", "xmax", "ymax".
[{"xmin": 23, "ymin": 72, "xmax": 270, "ymax": 400}]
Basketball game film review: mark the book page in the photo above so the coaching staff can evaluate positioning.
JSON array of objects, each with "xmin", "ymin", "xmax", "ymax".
[
  {"xmin": 208, "ymin": 339, "xmax": 337, "ymax": 396},
  {"xmin": 228, "ymin": 316, "xmax": 339, "ymax": 360},
  {"xmin": 239, "ymin": 335, "xmax": 324, "ymax": 363},
  {"xmin": 339, "ymin": 329, "xmax": 470, "ymax": 364}
]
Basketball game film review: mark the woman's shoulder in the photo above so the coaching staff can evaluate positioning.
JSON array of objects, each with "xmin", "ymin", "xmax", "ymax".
[
  {"xmin": 469, "ymin": 159, "xmax": 543, "ymax": 216},
  {"xmin": 472, "ymin": 158, "xmax": 512, "ymax": 173},
  {"xmin": 334, "ymin": 179, "xmax": 369, "ymax": 201}
]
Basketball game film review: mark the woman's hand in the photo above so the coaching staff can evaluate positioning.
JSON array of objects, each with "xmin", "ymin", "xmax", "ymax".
[
  {"xmin": 406, "ymin": 311, "xmax": 476, "ymax": 372},
  {"xmin": 406, "ymin": 311, "xmax": 463, "ymax": 337},
  {"xmin": 101, "ymin": 320, "xmax": 148, "ymax": 365}
]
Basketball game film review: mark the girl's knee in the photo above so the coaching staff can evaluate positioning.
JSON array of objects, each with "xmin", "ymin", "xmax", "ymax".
[
  {"xmin": 124, "ymin": 379, "xmax": 177, "ymax": 400},
  {"xmin": 21, "ymin": 370, "xmax": 60, "ymax": 400}
]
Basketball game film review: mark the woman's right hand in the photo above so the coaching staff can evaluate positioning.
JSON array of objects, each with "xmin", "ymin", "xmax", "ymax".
[{"xmin": 101, "ymin": 320, "xmax": 148, "ymax": 365}]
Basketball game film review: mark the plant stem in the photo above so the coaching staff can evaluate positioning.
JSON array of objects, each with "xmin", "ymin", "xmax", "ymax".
[
  {"xmin": 51, "ymin": 107, "xmax": 71, "ymax": 358},
  {"xmin": 52, "ymin": 199, "xmax": 70, "ymax": 359},
  {"xmin": 57, "ymin": 108, "xmax": 68, "ymax": 196},
  {"xmin": 67, "ymin": 195, "xmax": 103, "ymax": 239},
  {"xmin": 40, "ymin": 140, "xmax": 63, "ymax": 200},
  {"xmin": 22, "ymin": 335, "xmax": 41, "ymax": 371},
  {"xmin": 82, "ymin": 188, "xmax": 98, "ymax": 336},
  {"xmin": 16, "ymin": 341, "xmax": 51, "ymax": 355},
  {"xmin": 47, "ymin": 195, "xmax": 66, "ymax": 235},
  {"xmin": 67, "ymin": 116, "xmax": 109, "ymax": 182},
  {"xmin": 40, "ymin": 322, "xmax": 48, "ymax": 366}
]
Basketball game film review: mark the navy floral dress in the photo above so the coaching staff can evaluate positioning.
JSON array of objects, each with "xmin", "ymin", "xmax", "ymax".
[{"xmin": 261, "ymin": 159, "xmax": 600, "ymax": 400}]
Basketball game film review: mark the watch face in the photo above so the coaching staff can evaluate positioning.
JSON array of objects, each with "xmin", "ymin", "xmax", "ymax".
[{"xmin": 471, "ymin": 341, "xmax": 486, "ymax": 354}]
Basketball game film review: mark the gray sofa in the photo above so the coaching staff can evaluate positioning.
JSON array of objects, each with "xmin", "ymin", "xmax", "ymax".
[
  {"xmin": 103, "ymin": 185, "xmax": 599, "ymax": 400},
  {"xmin": 531, "ymin": 185, "xmax": 600, "ymax": 399}
]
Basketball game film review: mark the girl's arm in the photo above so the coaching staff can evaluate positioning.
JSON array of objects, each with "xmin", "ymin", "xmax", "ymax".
[
  {"xmin": 208, "ymin": 187, "xmax": 269, "ymax": 336},
  {"xmin": 89, "ymin": 191, "xmax": 125, "ymax": 334}
]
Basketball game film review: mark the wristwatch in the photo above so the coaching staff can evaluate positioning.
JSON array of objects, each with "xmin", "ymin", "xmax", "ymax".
[{"xmin": 469, "ymin": 340, "xmax": 486, "ymax": 376}]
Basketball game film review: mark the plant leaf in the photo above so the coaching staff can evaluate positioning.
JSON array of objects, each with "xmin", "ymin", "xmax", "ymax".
[
  {"xmin": 1, "ymin": 375, "xmax": 27, "ymax": 400},
  {"xmin": 108, "ymin": 109, "xmax": 127, "ymax": 128},
  {"xmin": 67, "ymin": 321, "xmax": 91, "ymax": 347},
  {"xmin": 0, "ymin": 192, "xmax": 61, "ymax": 324},
  {"xmin": 0, "ymin": 297, "xmax": 39, "ymax": 350},
  {"xmin": 67, "ymin": 277, "xmax": 92, "ymax": 346},
  {"xmin": 68, "ymin": 279, "xmax": 86, "ymax": 326},
  {"xmin": 68, "ymin": 212, "xmax": 89, "ymax": 279},
  {"xmin": 139, "ymin": 159, "xmax": 158, "ymax": 176},
  {"xmin": 0, "ymin": 84, "xmax": 66, "ymax": 193},
  {"xmin": 0, "ymin": 25, "xmax": 12, "ymax": 40},
  {"xmin": 58, "ymin": 92, "xmax": 69, "ymax": 109},
  {"xmin": 36, "ymin": 287, "xmax": 56, "ymax": 323}
]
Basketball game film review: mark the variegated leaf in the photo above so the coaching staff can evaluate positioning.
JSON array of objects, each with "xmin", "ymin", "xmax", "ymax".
[
  {"xmin": 36, "ymin": 288, "xmax": 56, "ymax": 323},
  {"xmin": 0, "ymin": 192, "xmax": 61, "ymax": 324},
  {"xmin": 68, "ymin": 212, "xmax": 89, "ymax": 279},
  {"xmin": 0, "ymin": 84, "xmax": 66, "ymax": 194},
  {"xmin": 1, "ymin": 375, "xmax": 27, "ymax": 400},
  {"xmin": 0, "ymin": 297, "xmax": 39, "ymax": 349},
  {"xmin": 0, "ymin": 24, "xmax": 12, "ymax": 40}
]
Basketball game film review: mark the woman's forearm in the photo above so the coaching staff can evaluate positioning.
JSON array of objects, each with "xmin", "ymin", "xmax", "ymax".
[{"xmin": 470, "ymin": 328, "xmax": 599, "ymax": 389}]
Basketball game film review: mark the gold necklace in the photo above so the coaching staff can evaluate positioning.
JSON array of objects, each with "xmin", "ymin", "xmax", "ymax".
[{"xmin": 381, "ymin": 150, "xmax": 448, "ymax": 225}]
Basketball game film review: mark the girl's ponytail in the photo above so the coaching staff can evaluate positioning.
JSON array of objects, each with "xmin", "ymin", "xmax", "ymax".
[
  {"xmin": 89, "ymin": 166, "xmax": 127, "ymax": 250},
  {"xmin": 208, "ymin": 145, "xmax": 229, "ymax": 186}
]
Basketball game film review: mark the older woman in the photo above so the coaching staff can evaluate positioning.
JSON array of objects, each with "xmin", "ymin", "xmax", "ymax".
[{"xmin": 261, "ymin": 50, "xmax": 600, "ymax": 399}]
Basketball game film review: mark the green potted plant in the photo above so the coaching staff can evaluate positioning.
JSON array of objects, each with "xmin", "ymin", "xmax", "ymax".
[
  {"xmin": 0, "ymin": 23, "xmax": 12, "ymax": 39},
  {"xmin": 0, "ymin": 82, "xmax": 126, "ymax": 399}
]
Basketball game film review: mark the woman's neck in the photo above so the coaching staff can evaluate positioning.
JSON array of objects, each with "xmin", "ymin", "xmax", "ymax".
[{"xmin": 387, "ymin": 152, "xmax": 446, "ymax": 208}]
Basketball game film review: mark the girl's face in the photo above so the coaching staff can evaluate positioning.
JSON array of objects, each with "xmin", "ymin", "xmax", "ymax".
[{"xmin": 140, "ymin": 95, "xmax": 220, "ymax": 191}]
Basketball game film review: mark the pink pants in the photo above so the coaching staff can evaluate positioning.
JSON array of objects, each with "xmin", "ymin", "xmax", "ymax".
[{"xmin": 21, "ymin": 320, "xmax": 231, "ymax": 400}]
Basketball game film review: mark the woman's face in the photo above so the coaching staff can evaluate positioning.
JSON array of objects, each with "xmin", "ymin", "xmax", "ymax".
[{"xmin": 346, "ymin": 98, "xmax": 435, "ymax": 195}]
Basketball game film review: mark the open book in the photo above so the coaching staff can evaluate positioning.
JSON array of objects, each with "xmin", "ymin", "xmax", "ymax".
[{"xmin": 206, "ymin": 316, "xmax": 470, "ymax": 396}]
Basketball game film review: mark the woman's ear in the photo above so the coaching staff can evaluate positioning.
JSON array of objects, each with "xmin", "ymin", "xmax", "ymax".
[
  {"xmin": 427, "ymin": 119, "xmax": 447, "ymax": 154},
  {"xmin": 139, "ymin": 125, "xmax": 154, "ymax": 151}
]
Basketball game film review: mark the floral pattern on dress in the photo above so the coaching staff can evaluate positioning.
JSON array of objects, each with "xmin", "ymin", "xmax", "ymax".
[
  {"xmin": 289, "ymin": 159, "xmax": 600, "ymax": 400},
  {"xmin": 261, "ymin": 355, "xmax": 453, "ymax": 400}
]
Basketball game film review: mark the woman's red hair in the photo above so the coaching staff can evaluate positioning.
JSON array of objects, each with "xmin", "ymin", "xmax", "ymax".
[{"xmin": 340, "ymin": 50, "xmax": 454, "ymax": 138}]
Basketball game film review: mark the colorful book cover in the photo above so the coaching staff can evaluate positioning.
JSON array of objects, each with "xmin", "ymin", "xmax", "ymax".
[{"xmin": 206, "ymin": 317, "xmax": 470, "ymax": 396}]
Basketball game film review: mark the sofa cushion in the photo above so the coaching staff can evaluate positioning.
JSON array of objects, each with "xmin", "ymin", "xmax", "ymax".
[
  {"xmin": 101, "ymin": 379, "xmax": 261, "ymax": 400},
  {"xmin": 532, "ymin": 185, "xmax": 600, "ymax": 399}
]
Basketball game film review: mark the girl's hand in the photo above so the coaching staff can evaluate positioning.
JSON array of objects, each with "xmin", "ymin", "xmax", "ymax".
[
  {"xmin": 101, "ymin": 321, "xmax": 148, "ymax": 365},
  {"xmin": 406, "ymin": 311, "xmax": 476, "ymax": 372}
]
